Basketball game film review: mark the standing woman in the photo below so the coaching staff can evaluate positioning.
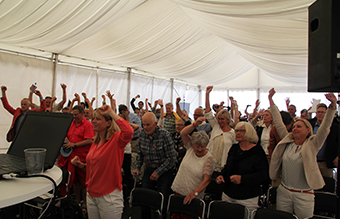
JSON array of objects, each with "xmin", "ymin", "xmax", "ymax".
[
  {"xmin": 268, "ymin": 88, "xmax": 337, "ymax": 219},
  {"xmin": 171, "ymin": 117, "xmax": 214, "ymax": 204},
  {"xmin": 72, "ymin": 105, "xmax": 134, "ymax": 219},
  {"xmin": 204, "ymin": 86, "xmax": 238, "ymax": 173},
  {"xmin": 216, "ymin": 122, "xmax": 269, "ymax": 215},
  {"xmin": 252, "ymin": 109, "xmax": 274, "ymax": 161}
]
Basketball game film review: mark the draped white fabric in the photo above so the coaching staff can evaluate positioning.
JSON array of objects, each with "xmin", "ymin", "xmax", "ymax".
[{"xmin": 0, "ymin": 0, "xmax": 316, "ymax": 91}]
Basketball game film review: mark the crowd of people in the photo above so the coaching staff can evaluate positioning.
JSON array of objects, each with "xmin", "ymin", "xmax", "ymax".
[{"xmin": 1, "ymin": 83, "xmax": 338, "ymax": 219}]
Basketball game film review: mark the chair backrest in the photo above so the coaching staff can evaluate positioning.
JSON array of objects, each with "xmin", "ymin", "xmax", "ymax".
[
  {"xmin": 265, "ymin": 186, "xmax": 278, "ymax": 209},
  {"xmin": 314, "ymin": 191, "xmax": 337, "ymax": 216},
  {"xmin": 129, "ymin": 188, "xmax": 164, "ymax": 218},
  {"xmin": 207, "ymin": 200, "xmax": 249, "ymax": 219},
  {"xmin": 167, "ymin": 194, "xmax": 205, "ymax": 219},
  {"xmin": 316, "ymin": 177, "xmax": 336, "ymax": 193},
  {"xmin": 252, "ymin": 208, "xmax": 298, "ymax": 219}
]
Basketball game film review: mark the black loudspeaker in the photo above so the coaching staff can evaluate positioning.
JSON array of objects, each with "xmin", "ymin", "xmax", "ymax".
[{"xmin": 308, "ymin": 0, "xmax": 340, "ymax": 92}]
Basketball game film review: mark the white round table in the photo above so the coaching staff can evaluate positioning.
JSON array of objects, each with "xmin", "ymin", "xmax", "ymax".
[{"xmin": 0, "ymin": 165, "xmax": 62, "ymax": 208}]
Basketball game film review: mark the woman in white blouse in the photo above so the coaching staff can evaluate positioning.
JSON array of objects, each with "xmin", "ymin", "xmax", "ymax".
[
  {"xmin": 204, "ymin": 86, "xmax": 238, "ymax": 173},
  {"xmin": 171, "ymin": 116, "xmax": 214, "ymax": 205},
  {"xmin": 268, "ymin": 88, "xmax": 337, "ymax": 219}
]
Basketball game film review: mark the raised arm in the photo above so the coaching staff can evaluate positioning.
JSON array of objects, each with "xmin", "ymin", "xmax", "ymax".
[
  {"xmin": 130, "ymin": 94, "xmax": 139, "ymax": 112},
  {"xmin": 285, "ymin": 97, "xmax": 290, "ymax": 111},
  {"xmin": 157, "ymin": 100, "xmax": 164, "ymax": 127},
  {"xmin": 34, "ymin": 90, "xmax": 46, "ymax": 112},
  {"xmin": 69, "ymin": 93, "xmax": 80, "ymax": 111},
  {"xmin": 176, "ymin": 97, "xmax": 184, "ymax": 118},
  {"xmin": 57, "ymin": 83, "xmax": 67, "ymax": 110},
  {"xmin": 205, "ymin": 86, "xmax": 213, "ymax": 113},
  {"xmin": 232, "ymin": 99, "xmax": 240, "ymax": 127},
  {"xmin": 82, "ymin": 92, "xmax": 93, "ymax": 118},
  {"xmin": 145, "ymin": 98, "xmax": 149, "ymax": 112},
  {"xmin": 106, "ymin": 90, "xmax": 116, "ymax": 113},
  {"xmin": 180, "ymin": 117, "xmax": 205, "ymax": 146}
]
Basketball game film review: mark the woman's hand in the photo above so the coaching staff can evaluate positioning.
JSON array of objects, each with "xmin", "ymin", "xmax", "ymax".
[
  {"xmin": 216, "ymin": 175, "xmax": 225, "ymax": 184},
  {"xmin": 206, "ymin": 86, "xmax": 213, "ymax": 94},
  {"xmin": 268, "ymin": 88, "xmax": 275, "ymax": 100},
  {"xmin": 183, "ymin": 192, "xmax": 196, "ymax": 205},
  {"xmin": 268, "ymin": 88, "xmax": 276, "ymax": 106},
  {"xmin": 71, "ymin": 156, "xmax": 81, "ymax": 168},
  {"xmin": 194, "ymin": 117, "xmax": 205, "ymax": 127},
  {"xmin": 98, "ymin": 105, "xmax": 113, "ymax": 116},
  {"xmin": 230, "ymin": 175, "xmax": 241, "ymax": 184},
  {"xmin": 325, "ymin": 93, "xmax": 337, "ymax": 105}
]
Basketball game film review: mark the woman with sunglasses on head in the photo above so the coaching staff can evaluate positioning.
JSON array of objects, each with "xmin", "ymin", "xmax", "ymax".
[
  {"xmin": 71, "ymin": 105, "xmax": 134, "ymax": 219},
  {"xmin": 268, "ymin": 88, "xmax": 337, "ymax": 219},
  {"xmin": 216, "ymin": 121, "xmax": 269, "ymax": 217}
]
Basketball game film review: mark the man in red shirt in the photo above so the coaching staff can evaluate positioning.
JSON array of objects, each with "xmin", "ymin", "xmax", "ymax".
[
  {"xmin": 1, "ymin": 85, "xmax": 46, "ymax": 142},
  {"xmin": 57, "ymin": 105, "xmax": 94, "ymax": 210}
]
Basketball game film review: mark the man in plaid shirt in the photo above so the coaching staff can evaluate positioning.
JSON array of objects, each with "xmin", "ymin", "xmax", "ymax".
[{"xmin": 133, "ymin": 112, "xmax": 176, "ymax": 218}]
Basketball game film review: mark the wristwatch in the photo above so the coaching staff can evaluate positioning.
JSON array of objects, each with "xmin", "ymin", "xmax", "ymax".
[
  {"xmin": 74, "ymin": 143, "xmax": 77, "ymax": 148},
  {"xmin": 194, "ymin": 191, "xmax": 198, "ymax": 196}
]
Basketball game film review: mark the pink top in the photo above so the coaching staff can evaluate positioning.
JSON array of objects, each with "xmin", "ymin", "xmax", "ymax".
[{"xmin": 86, "ymin": 118, "xmax": 133, "ymax": 197}]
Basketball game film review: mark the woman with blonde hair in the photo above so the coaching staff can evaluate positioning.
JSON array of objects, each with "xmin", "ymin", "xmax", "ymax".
[
  {"xmin": 72, "ymin": 105, "xmax": 134, "ymax": 218},
  {"xmin": 268, "ymin": 88, "xmax": 337, "ymax": 219},
  {"xmin": 252, "ymin": 109, "xmax": 273, "ymax": 159}
]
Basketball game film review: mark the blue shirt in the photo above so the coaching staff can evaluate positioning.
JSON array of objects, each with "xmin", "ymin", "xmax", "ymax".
[
  {"xmin": 129, "ymin": 112, "xmax": 141, "ymax": 139},
  {"xmin": 313, "ymin": 122, "xmax": 327, "ymax": 159}
]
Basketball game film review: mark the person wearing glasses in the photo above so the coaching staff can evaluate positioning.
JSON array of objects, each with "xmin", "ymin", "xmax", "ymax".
[
  {"xmin": 268, "ymin": 88, "xmax": 337, "ymax": 219},
  {"xmin": 307, "ymin": 103, "xmax": 338, "ymax": 178},
  {"xmin": 215, "ymin": 121, "xmax": 269, "ymax": 216}
]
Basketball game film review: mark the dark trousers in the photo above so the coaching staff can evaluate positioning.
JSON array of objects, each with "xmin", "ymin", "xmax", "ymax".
[{"xmin": 122, "ymin": 153, "xmax": 133, "ymax": 197}]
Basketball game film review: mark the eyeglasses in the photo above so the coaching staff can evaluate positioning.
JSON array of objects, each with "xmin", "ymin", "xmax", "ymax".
[
  {"xmin": 316, "ymin": 111, "xmax": 326, "ymax": 114},
  {"xmin": 235, "ymin": 129, "xmax": 246, "ymax": 134},
  {"xmin": 193, "ymin": 114, "xmax": 203, "ymax": 117},
  {"xmin": 176, "ymin": 124, "xmax": 184, "ymax": 126}
]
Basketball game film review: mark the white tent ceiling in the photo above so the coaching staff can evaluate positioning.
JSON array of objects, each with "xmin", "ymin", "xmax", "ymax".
[{"xmin": 0, "ymin": 0, "xmax": 315, "ymax": 92}]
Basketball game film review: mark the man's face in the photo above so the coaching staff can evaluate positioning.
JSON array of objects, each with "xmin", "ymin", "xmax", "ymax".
[
  {"xmin": 72, "ymin": 109, "xmax": 84, "ymax": 123},
  {"xmin": 288, "ymin": 105, "xmax": 296, "ymax": 116},
  {"xmin": 85, "ymin": 109, "xmax": 91, "ymax": 120},
  {"xmin": 194, "ymin": 109, "xmax": 204, "ymax": 121},
  {"xmin": 166, "ymin": 105, "xmax": 173, "ymax": 114},
  {"xmin": 21, "ymin": 99, "xmax": 30, "ymax": 112},
  {"xmin": 45, "ymin": 98, "xmax": 52, "ymax": 108},
  {"xmin": 142, "ymin": 119, "xmax": 157, "ymax": 136},
  {"xmin": 176, "ymin": 120, "xmax": 185, "ymax": 133},
  {"xmin": 138, "ymin": 101, "xmax": 144, "ymax": 109},
  {"xmin": 300, "ymin": 111, "xmax": 308, "ymax": 120},
  {"xmin": 316, "ymin": 107, "xmax": 326, "ymax": 123}
]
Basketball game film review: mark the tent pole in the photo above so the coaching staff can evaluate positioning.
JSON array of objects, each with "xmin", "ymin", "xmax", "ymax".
[
  {"xmin": 170, "ymin": 78, "xmax": 174, "ymax": 104},
  {"xmin": 127, "ymin": 68, "xmax": 131, "ymax": 108},
  {"xmin": 52, "ymin": 53, "xmax": 58, "ymax": 97},
  {"xmin": 198, "ymin": 85, "xmax": 201, "ymax": 107}
]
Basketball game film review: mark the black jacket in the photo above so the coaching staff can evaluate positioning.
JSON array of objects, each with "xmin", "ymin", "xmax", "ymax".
[{"xmin": 220, "ymin": 143, "xmax": 269, "ymax": 200}]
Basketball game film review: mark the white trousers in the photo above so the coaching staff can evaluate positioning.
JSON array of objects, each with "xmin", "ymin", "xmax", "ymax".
[
  {"xmin": 276, "ymin": 185, "xmax": 314, "ymax": 219},
  {"xmin": 222, "ymin": 192, "xmax": 258, "ymax": 219},
  {"xmin": 87, "ymin": 188, "xmax": 124, "ymax": 219}
]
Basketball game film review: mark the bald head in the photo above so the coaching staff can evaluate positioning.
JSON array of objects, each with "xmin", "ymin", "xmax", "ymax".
[{"xmin": 142, "ymin": 112, "xmax": 158, "ymax": 135}]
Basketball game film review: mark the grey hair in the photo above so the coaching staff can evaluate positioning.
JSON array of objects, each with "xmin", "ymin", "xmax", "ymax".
[
  {"xmin": 190, "ymin": 131, "xmax": 209, "ymax": 146},
  {"xmin": 166, "ymin": 102, "xmax": 173, "ymax": 108},
  {"xmin": 234, "ymin": 122, "xmax": 258, "ymax": 144}
]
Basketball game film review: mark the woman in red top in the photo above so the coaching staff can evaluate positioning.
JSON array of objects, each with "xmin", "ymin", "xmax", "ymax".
[{"xmin": 72, "ymin": 105, "xmax": 134, "ymax": 218}]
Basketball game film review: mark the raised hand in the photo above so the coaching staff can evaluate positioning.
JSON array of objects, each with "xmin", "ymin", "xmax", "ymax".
[
  {"xmin": 206, "ymin": 86, "xmax": 213, "ymax": 94},
  {"xmin": 325, "ymin": 93, "xmax": 337, "ymax": 105}
]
